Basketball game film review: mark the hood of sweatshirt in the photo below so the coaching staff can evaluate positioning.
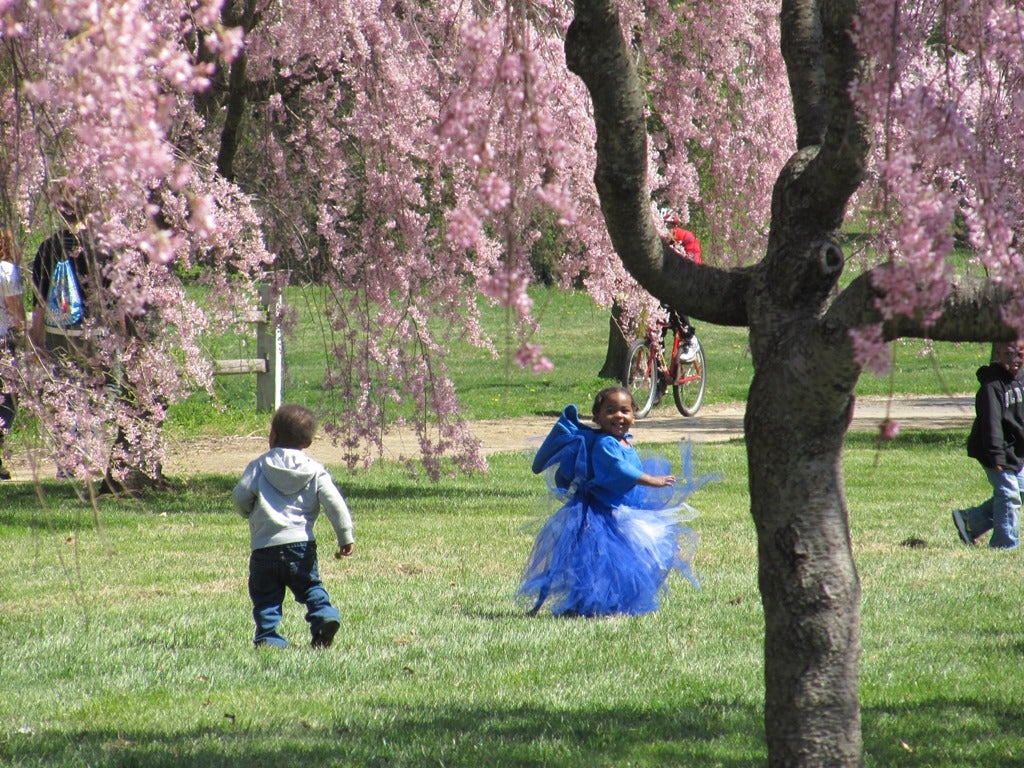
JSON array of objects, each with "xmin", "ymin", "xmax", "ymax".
[{"xmin": 258, "ymin": 447, "xmax": 319, "ymax": 495}]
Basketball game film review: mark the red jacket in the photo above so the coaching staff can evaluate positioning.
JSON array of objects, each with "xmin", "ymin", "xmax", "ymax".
[{"xmin": 671, "ymin": 228, "xmax": 702, "ymax": 265}]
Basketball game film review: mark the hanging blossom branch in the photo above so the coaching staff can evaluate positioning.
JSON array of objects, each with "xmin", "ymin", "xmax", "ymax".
[
  {"xmin": 850, "ymin": 0, "xmax": 1024, "ymax": 372},
  {"xmin": 0, "ymin": 0, "xmax": 801, "ymax": 478},
  {"xmin": 639, "ymin": 0, "xmax": 793, "ymax": 262},
  {"xmin": 436, "ymin": 2, "xmax": 598, "ymax": 373},
  {"xmin": 433, "ymin": 0, "xmax": 789, "ymax": 358},
  {"xmin": 245, "ymin": 0, "xmax": 794, "ymax": 477},
  {"xmin": 0, "ymin": 1, "xmax": 271, "ymax": 481},
  {"xmin": 235, "ymin": 0, "xmax": 641, "ymax": 476},
  {"xmin": 239, "ymin": 0, "xmax": 496, "ymax": 477}
]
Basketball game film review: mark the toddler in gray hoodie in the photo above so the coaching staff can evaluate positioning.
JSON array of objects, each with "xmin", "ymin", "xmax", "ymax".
[{"xmin": 233, "ymin": 404, "xmax": 355, "ymax": 648}]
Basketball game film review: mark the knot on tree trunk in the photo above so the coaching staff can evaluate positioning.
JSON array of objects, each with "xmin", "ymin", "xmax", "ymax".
[
  {"xmin": 781, "ymin": 238, "xmax": 844, "ymax": 309},
  {"xmin": 818, "ymin": 241, "xmax": 843, "ymax": 277}
]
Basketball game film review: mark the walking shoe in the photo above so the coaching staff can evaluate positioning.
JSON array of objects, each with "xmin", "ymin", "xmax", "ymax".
[
  {"xmin": 653, "ymin": 372, "xmax": 667, "ymax": 405},
  {"xmin": 311, "ymin": 619, "xmax": 341, "ymax": 649},
  {"xmin": 678, "ymin": 340, "xmax": 698, "ymax": 363},
  {"xmin": 951, "ymin": 509, "xmax": 974, "ymax": 546},
  {"xmin": 254, "ymin": 637, "xmax": 289, "ymax": 649}
]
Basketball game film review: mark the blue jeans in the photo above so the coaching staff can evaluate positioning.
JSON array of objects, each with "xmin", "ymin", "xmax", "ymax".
[
  {"xmin": 960, "ymin": 466, "xmax": 1023, "ymax": 549},
  {"xmin": 248, "ymin": 541, "xmax": 341, "ymax": 647}
]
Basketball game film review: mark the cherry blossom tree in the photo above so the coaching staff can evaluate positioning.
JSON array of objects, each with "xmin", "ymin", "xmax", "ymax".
[
  {"xmin": 565, "ymin": 0, "xmax": 1024, "ymax": 765},
  {"xmin": 2, "ymin": 0, "xmax": 1022, "ymax": 765},
  {"xmin": 0, "ymin": 1, "xmax": 270, "ymax": 487}
]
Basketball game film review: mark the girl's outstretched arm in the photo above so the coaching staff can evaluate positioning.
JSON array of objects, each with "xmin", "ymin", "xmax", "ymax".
[{"xmin": 638, "ymin": 473, "xmax": 675, "ymax": 488}]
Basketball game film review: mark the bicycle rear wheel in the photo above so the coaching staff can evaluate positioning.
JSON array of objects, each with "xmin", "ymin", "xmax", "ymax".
[
  {"xmin": 622, "ymin": 338, "xmax": 659, "ymax": 418},
  {"xmin": 672, "ymin": 337, "xmax": 706, "ymax": 416}
]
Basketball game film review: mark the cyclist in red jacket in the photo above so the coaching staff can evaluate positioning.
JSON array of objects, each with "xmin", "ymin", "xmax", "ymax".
[
  {"xmin": 670, "ymin": 226, "xmax": 702, "ymax": 266},
  {"xmin": 663, "ymin": 216, "xmax": 700, "ymax": 362}
]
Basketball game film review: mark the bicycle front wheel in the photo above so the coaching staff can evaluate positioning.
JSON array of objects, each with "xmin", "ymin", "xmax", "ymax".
[
  {"xmin": 672, "ymin": 338, "xmax": 706, "ymax": 417},
  {"xmin": 622, "ymin": 338, "xmax": 659, "ymax": 418}
]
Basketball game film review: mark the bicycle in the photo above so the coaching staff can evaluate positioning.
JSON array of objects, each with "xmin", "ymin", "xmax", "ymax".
[{"xmin": 621, "ymin": 318, "xmax": 707, "ymax": 418}]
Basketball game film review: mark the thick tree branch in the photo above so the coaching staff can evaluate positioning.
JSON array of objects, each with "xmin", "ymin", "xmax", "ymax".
[
  {"xmin": 825, "ymin": 270, "xmax": 1018, "ymax": 342},
  {"xmin": 781, "ymin": 0, "xmax": 827, "ymax": 149},
  {"xmin": 774, "ymin": 0, "xmax": 868, "ymax": 236},
  {"xmin": 567, "ymin": 0, "xmax": 750, "ymax": 327}
]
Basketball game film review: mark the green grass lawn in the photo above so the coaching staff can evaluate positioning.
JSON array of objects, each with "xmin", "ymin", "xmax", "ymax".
[
  {"xmin": 1, "ymin": 285, "xmax": 1017, "ymax": 766},
  {"xmin": 165, "ymin": 285, "xmax": 993, "ymax": 439},
  {"xmin": 2, "ymin": 432, "xmax": 1022, "ymax": 767}
]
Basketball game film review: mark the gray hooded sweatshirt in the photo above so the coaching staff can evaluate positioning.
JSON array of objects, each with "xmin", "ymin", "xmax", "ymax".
[{"xmin": 233, "ymin": 447, "xmax": 355, "ymax": 551}]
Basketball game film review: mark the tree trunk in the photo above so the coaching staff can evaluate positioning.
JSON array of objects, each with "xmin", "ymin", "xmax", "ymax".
[
  {"xmin": 99, "ymin": 463, "xmax": 169, "ymax": 496},
  {"xmin": 566, "ymin": 1, "xmax": 868, "ymax": 763},
  {"xmin": 598, "ymin": 301, "xmax": 630, "ymax": 379},
  {"xmin": 745, "ymin": 331, "xmax": 863, "ymax": 766},
  {"xmin": 101, "ymin": 413, "xmax": 170, "ymax": 497}
]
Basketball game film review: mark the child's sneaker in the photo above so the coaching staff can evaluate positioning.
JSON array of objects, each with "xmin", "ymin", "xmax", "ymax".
[
  {"xmin": 311, "ymin": 618, "xmax": 341, "ymax": 649},
  {"xmin": 952, "ymin": 509, "xmax": 974, "ymax": 546}
]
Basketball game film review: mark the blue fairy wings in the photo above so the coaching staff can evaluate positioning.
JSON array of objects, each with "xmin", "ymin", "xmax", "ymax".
[
  {"xmin": 531, "ymin": 404, "xmax": 597, "ymax": 491},
  {"xmin": 531, "ymin": 404, "xmax": 723, "ymax": 510}
]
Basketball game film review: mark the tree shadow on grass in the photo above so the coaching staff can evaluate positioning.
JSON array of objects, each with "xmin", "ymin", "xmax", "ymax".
[
  {"xmin": 0, "ymin": 472, "xmax": 533, "ymax": 530},
  {"xmin": 6, "ymin": 697, "xmax": 1024, "ymax": 767},
  {"xmin": 845, "ymin": 428, "xmax": 965, "ymax": 450},
  {"xmin": 862, "ymin": 697, "xmax": 1024, "ymax": 766},
  {"xmin": 2, "ymin": 700, "xmax": 766, "ymax": 768}
]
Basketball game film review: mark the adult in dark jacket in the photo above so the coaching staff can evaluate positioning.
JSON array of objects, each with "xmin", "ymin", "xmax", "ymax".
[
  {"xmin": 953, "ymin": 341, "xmax": 1024, "ymax": 549},
  {"xmin": 28, "ymin": 226, "xmax": 95, "ymax": 356}
]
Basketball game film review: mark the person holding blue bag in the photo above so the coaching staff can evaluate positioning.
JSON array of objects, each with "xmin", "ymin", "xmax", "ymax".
[
  {"xmin": 28, "ymin": 224, "xmax": 90, "ymax": 357},
  {"xmin": 0, "ymin": 229, "xmax": 25, "ymax": 480},
  {"xmin": 27, "ymin": 207, "xmax": 106, "ymax": 481}
]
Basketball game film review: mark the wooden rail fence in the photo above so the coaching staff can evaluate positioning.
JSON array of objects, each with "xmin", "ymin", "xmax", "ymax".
[{"xmin": 212, "ymin": 285, "xmax": 282, "ymax": 413}]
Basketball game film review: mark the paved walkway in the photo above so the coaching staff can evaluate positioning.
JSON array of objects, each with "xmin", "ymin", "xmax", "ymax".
[{"xmin": 628, "ymin": 394, "xmax": 975, "ymax": 445}]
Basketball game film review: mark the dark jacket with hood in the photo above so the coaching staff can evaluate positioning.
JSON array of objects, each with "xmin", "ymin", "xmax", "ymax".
[{"xmin": 966, "ymin": 362, "xmax": 1024, "ymax": 471}]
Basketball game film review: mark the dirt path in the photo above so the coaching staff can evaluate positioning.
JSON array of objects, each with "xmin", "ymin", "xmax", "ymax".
[
  {"xmin": 2, "ymin": 394, "xmax": 973, "ymax": 481},
  {"xmin": 163, "ymin": 394, "xmax": 974, "ymax": 477}
]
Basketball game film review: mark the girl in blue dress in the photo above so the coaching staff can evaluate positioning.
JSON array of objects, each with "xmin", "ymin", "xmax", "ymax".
[{"xmin": 517, "ymin": 386, "xmax": 718, "ymax": 617}]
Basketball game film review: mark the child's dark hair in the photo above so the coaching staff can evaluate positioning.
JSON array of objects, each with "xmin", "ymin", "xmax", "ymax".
[
  {"xmin": 270, "ymin": 404, "xmax": 318, "ymax": 449},
  {"xmin": 591, "ymin": 385, "xmax": 638, "ymax": 420}
]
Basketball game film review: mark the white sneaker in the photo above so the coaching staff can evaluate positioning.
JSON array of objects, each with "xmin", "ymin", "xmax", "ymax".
[{"xmin": 678, "ymin": 341, "xmax": 697, "ymax": 363}]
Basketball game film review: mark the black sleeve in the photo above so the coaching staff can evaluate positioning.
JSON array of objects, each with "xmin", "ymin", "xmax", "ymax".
[
  {"xmin": 30, "ymin": 230, "xmax": 81, "ymax": 309},
  {"xmin": 31, "ymin": 235, "xmax": 54, "ymax": 309}
]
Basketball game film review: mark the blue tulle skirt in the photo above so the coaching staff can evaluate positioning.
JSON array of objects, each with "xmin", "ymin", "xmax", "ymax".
[
  {"xmin": 517, "ymin": 496, "xmax": 699, "ymax": 617},
  {"xmin": 517, "ymin": 447, "xmax": 715, "ymax": 617}
]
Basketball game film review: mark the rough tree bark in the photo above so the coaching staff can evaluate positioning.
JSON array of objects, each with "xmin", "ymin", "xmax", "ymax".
[
  {"xmin": 215, "ymin": 0, "xmax": 259, "ymax": 182},
  {"xmin": 598, "ymin": 301, "xmax": 630, "ymax": 379},
  {"xmin": 566, "ymin": 0, "xmax": 1015, "ymax": 765}
]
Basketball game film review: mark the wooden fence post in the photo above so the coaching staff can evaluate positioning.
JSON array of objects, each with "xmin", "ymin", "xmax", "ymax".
[
  {"xmin": 256, "ymin": 284, "xmax": 283, "ymax": 413},
  {"xmin": 213, "ymin": 285, "xmax": 283, "ymax": 413}
]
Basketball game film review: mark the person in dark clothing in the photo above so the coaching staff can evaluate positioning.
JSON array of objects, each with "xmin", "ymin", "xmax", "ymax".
[
  {"xmin": 28, "ymin": 226, "xmax": 94, "ymax": 356},
  {"xmin": 28, "ymin": 223, "xmax": 118, "ymax": 483},
  {"xmin": 952, "ymin": 341, "xmax": 1024, "ymax": 549}
]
